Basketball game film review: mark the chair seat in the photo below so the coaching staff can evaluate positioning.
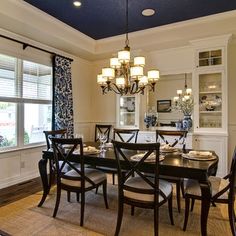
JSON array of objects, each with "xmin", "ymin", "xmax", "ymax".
[
  {"xmin": 185, "ymin": 176, "xmax": 229, "ymax": 199},
  {"xmin": 95, "ymin": 166, "xmax": 117, "ymax": 173},
  {"xmin": 61, "ymin": 168, "xmax": 106, "ymax": 188},
  {"xmin": 124, "ymin": 176, "xmax": 172, "ymax": 202}
]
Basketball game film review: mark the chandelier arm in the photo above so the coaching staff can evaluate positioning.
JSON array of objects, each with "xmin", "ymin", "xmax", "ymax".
[{"xmin": 109, "ymin": 83, "xmax": 124, "ymax": 95}]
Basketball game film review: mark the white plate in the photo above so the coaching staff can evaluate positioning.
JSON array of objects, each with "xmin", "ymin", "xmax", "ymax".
[
  {"xmin": 160, "ymin": 148, "xmax": 177, "ymax": 153},
  {"xmin": 182, "ymin": 153, "xmax": 217, "ymax": 161},
  {"xmin": 131, "ymin": 153, "xmax": 164, "ymax": 162}
]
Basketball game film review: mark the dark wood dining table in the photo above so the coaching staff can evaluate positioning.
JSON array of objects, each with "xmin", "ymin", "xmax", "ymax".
[{"xmin": 38, "ymin": 142, "xmax": 218, "ymax": 236}]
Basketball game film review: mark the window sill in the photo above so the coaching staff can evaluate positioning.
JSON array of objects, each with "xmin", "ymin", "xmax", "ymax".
[{"xmin": 0, "ymin": 143, "xmax": 46, "ymax": 154}]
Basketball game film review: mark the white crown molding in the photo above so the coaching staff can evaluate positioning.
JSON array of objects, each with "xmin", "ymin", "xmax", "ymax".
[{"xmin": 0, "ymin": 1, "xmax": 236, "ymax": 60}]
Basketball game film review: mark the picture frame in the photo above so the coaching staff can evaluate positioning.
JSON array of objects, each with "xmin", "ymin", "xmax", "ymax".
[{"xmin": 157, "ymin": 100, "xmax": 171, "ymax": 112}]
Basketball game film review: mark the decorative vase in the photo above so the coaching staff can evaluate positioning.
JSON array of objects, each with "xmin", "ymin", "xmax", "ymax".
[{"xmin": 182, "ymin": 115, "xmax": 192, "ymax": 130}]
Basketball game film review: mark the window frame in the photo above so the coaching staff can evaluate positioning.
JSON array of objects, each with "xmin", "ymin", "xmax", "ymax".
[{"xmin": 0, "ymin": 53, "xmax": 52, "ymax": 152}]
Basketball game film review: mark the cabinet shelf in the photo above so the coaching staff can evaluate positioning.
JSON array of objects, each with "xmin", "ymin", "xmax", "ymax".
[
  {"xmin": 199, "ymin": 111, "xmax": 222, "ymax": 114},
  {"xmin": 199, "ymin": 91, "xmax": 222, "ymax": 94},
  {"xmin": 120, "ymin": 111, "xmax": 135, "ymax": 114}
]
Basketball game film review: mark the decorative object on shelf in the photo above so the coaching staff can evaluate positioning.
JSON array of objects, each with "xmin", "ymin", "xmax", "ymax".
[
  {"xmin": 97, "ymin": 0, "xmax": 160, "ymax": 96},
  {"xmin": 144, "ymin": 109, "xmax": 158, "ymax": 129},
  {"xmin": 200, "ymin": 95, "xmax": 222, "ymax": 111},
  {"xmin": 173, "ymin": 74, "xmax": 194, "ymax": 130}
]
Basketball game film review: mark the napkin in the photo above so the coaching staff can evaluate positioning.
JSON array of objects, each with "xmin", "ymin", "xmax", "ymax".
[
  {"xmin": 131, "ymin": 152, "xmax": 164, "ymax": 162},
  {"xmin": 188, "ymin": 151, "xmax": 212, "ymax": 157},
  {"xmin": 83, "ymin": 146, "xmax": 100, "ymax": 153},
  {"xmin": 160, "ymin": 143, "xmax": 175, "ymax": 150},
  {"xmin": 73, "ymin": 146, "xmax": 99, "ymax": 154}
]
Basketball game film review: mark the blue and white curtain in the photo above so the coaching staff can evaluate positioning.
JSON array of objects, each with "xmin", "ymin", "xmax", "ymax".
[{"xmin": 52, "ymin": 55, "xmax": 74, "ymax": 137}]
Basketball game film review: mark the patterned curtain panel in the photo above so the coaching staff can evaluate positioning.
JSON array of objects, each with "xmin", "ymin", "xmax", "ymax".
[{"xmin": 52, "ymin": 55, "xmax": 74, "ymax": 137}]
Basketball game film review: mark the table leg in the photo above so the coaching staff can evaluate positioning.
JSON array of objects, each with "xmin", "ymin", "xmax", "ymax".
[
  {"xmin": 38, "ymin": 158, "xmax": 49, "ymax": 207},
  {"xmin": 199, "ymin": 181, "xmax": 211, "ymax": 236}
]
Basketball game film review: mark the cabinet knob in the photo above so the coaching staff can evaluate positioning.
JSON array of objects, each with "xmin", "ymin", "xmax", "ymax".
[{"xmin": 195, "ymin": 139, "xmax": 197, "ymax": 141}]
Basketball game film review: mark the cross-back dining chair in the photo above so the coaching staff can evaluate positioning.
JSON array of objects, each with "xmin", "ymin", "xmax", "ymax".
[
  {"xmin": 183, "ymin": 147, "xmax": 236, "ymax": 235},
  {"xmin": 94, "ymin": 124, "xmax": 112, "ymax": 143},
  {"xmin": 113, "ymin": 128, "xmax": 139, "ymax": 143},
  {"xmin": 112, "ymin": 140, "xmax": 174, "ymax": 236},
  {"xmin": 156, "ymin": 129, "xmax": 188, "ymax": 213},
  {"xmin": 50, "ymin": 137, "xmax": 109, "ymax": 226},
  {"xmin": 43, "ymin": 129, "xmax": 68, "ymax": 189}
]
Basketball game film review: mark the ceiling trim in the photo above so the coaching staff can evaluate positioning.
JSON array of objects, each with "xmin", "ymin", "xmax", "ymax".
[{"xmin": 0, "ymin": 1, "xmax": 236, "ymax": 61}]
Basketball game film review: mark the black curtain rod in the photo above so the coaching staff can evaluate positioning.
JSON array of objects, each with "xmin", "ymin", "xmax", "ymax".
[{"xmin": 0, "ymin": 34, "xmax": 73, "ymax": 62}]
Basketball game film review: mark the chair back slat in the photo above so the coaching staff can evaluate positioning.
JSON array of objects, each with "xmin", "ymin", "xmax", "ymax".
[
  {"xmin": 50, "ymin": 137, "xmax": 97, "ymax": 187},
  {"xmin": 113, "ymin": 128, "xmax": 139, "ymax": 143},
  {"xmin": 44, "ymin": 129, "xmax": 67, "ymax": 150},
  {"xmin": 156, "ymin": 130, "xmax": 188, "ymax": 150},
  {"xmin": 95, "ymin": 124, "xmax": 112, "ymax": 142}
]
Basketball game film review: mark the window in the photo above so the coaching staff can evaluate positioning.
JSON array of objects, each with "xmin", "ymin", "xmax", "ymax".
[{"xmin": 0, "ymin": 53, "xmax": 52, "ymax": 150}]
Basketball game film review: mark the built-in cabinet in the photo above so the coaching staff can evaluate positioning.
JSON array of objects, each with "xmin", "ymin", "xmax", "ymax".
[
  {"xmin": 116, "ymin": 94, "xmax": 139, "ymax": 128},
  {"xmin": 193, "ymin": 134, "xmax": 227, "ymax": 177},
  {"xmin": 190, "ymin": 34, "xmax": 231, "ymax": 177}
]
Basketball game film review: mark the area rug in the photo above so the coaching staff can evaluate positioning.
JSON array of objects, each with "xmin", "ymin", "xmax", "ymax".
[{"xmin": 30, "ymin": 184, "xmax": 231, "ymax": 236}]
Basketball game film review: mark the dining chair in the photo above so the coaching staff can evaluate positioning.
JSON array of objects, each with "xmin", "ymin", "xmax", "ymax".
[
  {"xmin": 183, "ymin": 147, "xmax": 236, "ymax": 235},
  {"xmin": 113, "ymin": 128, "xmax": 139, "ymax": 143},
  {"xmin": 112, "ymin": 140, "xmax": 174, "ymax": 236},
  {"xmin": 50, "ymin": 137, "xmax": 109, "ymax": 226},
  {"xmin": 44, "ymin": 129, "xmax": 79, "ymax": 202},
  {"xmin": 94, "ymin": 124, "xmax": 112, "ymax": 143},
  {"xmin": 93, "ymin": 124, "xmax": 118, "ymax": 185},
  {"xmin": 156, "ymin": 130, "xmax": 188, "ymax": 213},
  {"xmin": 44, "ymin": 130, "xmax": 68, "ymax": 189}
]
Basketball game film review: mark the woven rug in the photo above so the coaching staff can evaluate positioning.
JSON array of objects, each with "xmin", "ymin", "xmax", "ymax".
[{"xmin": 28, "ymin": 184, "xmax": 232, "ymax": 236}]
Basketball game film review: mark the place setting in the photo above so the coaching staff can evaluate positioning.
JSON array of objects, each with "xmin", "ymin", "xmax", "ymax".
[
  {"xmin": 182, "ymin": 150, "xmax": 217, "ymax": 161},
  {"xmin": 130, "ymin": 152, "xmax": 165, "ymax": 163}
]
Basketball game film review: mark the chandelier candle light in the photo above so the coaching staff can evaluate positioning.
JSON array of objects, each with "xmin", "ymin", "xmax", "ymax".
[{"xmin": 97, "ymin": 0, "xmax": 160, "ymax": 95}]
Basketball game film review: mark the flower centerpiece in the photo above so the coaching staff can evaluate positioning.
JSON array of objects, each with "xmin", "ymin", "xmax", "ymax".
[
  {"xmin": 144, "ymin": 109, "xmax": 158, "ymax": 129},
  {"xmin": 173, "ymin": 96, "xmax": 194, "ymax": 130}
]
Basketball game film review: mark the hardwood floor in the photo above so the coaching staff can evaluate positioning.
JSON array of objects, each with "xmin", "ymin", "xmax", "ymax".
[{"xmin": 0, "ymin": 177, "xmax": 42, "ymax": 207}]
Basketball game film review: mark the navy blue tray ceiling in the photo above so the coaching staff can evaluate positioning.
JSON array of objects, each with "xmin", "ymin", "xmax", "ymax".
[{"xmin": 24, "ymin": 0, "xmax": 236, "ymax": 40}]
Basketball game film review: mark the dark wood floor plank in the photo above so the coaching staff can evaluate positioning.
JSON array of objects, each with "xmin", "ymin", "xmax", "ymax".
[{"xmin": 0, "ymin": 177, "xmax": 42, "ymax": 207}]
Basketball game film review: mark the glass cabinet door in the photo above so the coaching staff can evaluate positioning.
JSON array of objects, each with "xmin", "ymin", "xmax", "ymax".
[
  {"xmin": 117, "ymin": 95, "xmax": 139, "ymax": 128},
  {"xmin": 198, "ymin": 72, "xmax": 222, "ymax": 129},
  {"xmin": 198, "ymin": 49, "xmax": 222, "ymax": 67}
]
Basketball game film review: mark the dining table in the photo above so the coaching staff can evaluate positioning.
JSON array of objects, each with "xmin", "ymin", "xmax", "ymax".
[{"xmin": 38, "ymin": 142, "xmax": 218, "ymax": 236}]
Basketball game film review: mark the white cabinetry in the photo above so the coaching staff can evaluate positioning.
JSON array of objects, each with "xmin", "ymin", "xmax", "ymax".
[
  {"xmin": 193, "ymin": 134, "xmax": 227, "ymax": 177},
  {"xmin": 190, "ymin": 34, "xmax": 231, "ymax": 177},
  {"xmin": 116, "ymin": 95, "xmax": 139, "ymax": 128}
]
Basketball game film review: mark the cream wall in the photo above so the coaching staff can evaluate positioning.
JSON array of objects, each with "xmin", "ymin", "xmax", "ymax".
[{"xmin": 228, "ymin": 39, "xmax": 236, "ymax": 164}]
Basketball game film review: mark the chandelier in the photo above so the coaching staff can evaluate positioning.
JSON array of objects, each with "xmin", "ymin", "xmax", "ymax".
[
  {"xmin": 173, "ymin": 74, "xmax": 194, "ymax": 116},
  {"xmin": 97, "ymin": 0, "xmax": 160, "ymax": 95}
]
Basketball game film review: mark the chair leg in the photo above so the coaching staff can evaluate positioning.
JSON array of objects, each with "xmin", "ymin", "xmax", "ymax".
[
  {"xmin": 176, "ymin": 182, "xmax": 181, "ymax": 213},
  {"xmin": 115, "ymin": 199, "xmax": 124, "ymax": 236},
  {"xmin": 228, "ymin": 200, "xmax": 236, "ymax": 236},
  {"xmin": 80, "ymin": 191, "xmax": 85, "ymax": 226},
  {"xmin": 67, "ymin": 191, "xmax": 71, "ymax": 202},
  {"xmin": 168, "ymin": 193, "xmax": 174, "ymax": 225},
  {"xmin": 154, "ymin": 203, "xmax": 159, "ymax": 236},
  {"xmin": 95, "ymin": 186, "xmax": 99, "ymax": 194},
  {"xmin": 183, "ymin": 197, "xmax": 190, "ymax": 231},
  {"xmin": 103, "ymin": 181, "xmax": 109, "ymax": 209},
  {"xmin": 131, "ymin": 206, "xmax": 135, "ymax": 216},
  {"xmin": 190, "ymin": 198, "xmax": 195, "ymax": 212},
  {"xmin": 112, "ymin": 173, "xmax": 115, "ymax": 185},
  {"xmin": 76, "ymin": 192, "xmax": 80, "ymax": 202},
  {"xmin": 53, "ymin": 185, "xmax": 61, "ymax": 218}
]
